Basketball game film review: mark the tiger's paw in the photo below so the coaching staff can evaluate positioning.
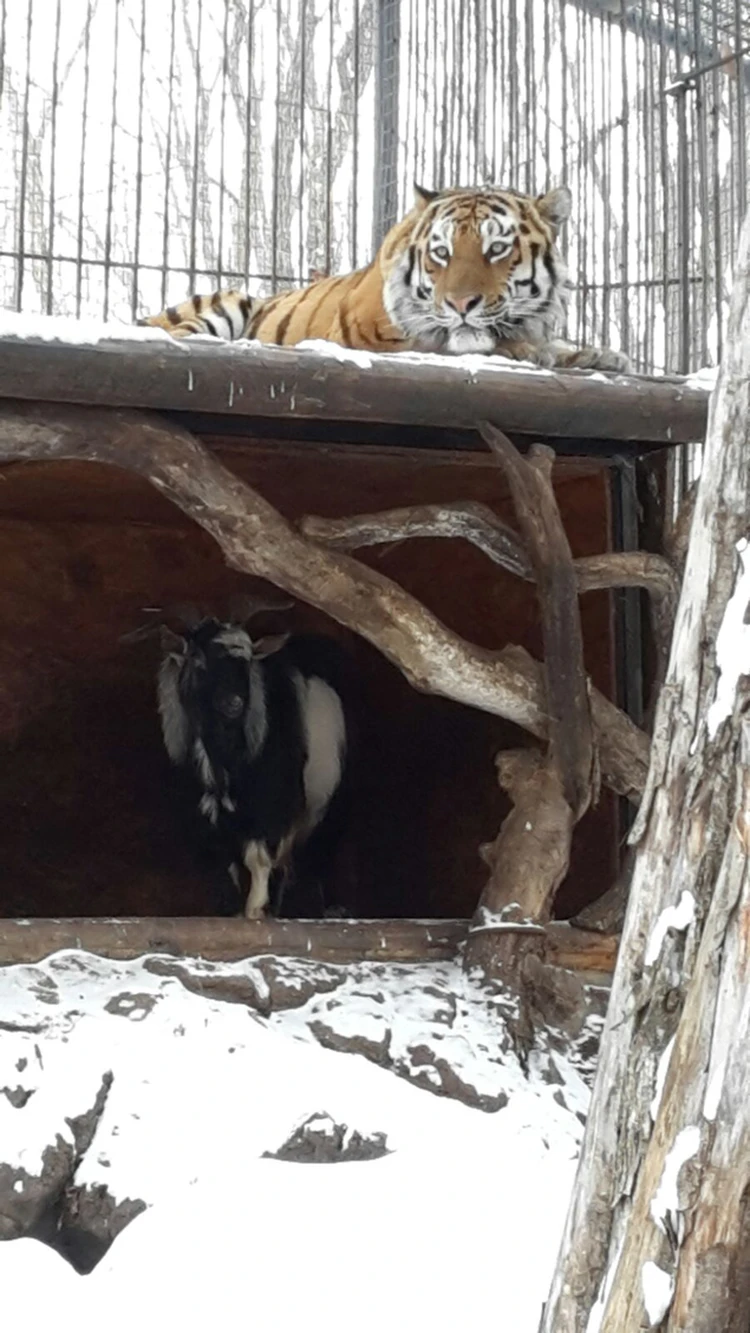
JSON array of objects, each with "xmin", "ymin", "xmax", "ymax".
[
  {"xmin": 494, "ymin": 340, "xmax": 557, "ymax": 369},
  {"xmin": 557, "ymin": 345, "xmax": 632, "ymax": 374}
]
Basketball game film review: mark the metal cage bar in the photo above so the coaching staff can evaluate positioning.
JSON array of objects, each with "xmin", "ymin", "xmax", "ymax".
[{"xmin": 0, "ymin": 0, "xmax": 746, "ymax": 375}]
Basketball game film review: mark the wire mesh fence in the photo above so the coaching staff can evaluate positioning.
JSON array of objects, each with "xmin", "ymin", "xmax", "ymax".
[
  {"xmin": 0, "ymin": 0, "xmax": 376, "ymax": 321},
  {"xmin": 0, "ymin": 0, "xmax": 748, "ymax": 374}
]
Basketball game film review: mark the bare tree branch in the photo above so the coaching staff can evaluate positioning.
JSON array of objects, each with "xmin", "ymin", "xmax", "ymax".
[
  {"xmin": 301, "ymin": 503, "xmax": 679, "ymax": 681},
  {"xmin": 480, "ymin": 423, "xmax": 595, "ymax": 819},
  {"xmin": 464, "ymin": 425, "xmax": 597, "ymax": 991},
  {"xmin": 301, "ymin": 500, "xmax": 530, "ymax": 578},
  {"xmin": 0, "ymin": 400, "xmax": 649, "ymax": 801}
]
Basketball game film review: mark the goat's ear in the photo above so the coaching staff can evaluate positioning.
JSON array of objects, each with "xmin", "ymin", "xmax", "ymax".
[
  {"xmin": 159, "ymin": 626, "xmax": 186, "ymax": 654},
  {"xmin": 535, "ymin": 185, "xmax": 572, "ymax": 229},
  {"xmin": 414, "ymin": 182, "xmax": 439, "ymax": 212},
  {"xmin": 251, "ymin": 632, "xmax": 290, "ymax": 659}
]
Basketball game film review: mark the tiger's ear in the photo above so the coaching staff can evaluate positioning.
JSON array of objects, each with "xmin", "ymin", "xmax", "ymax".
[
  {"xmin": 413, "ymin": 183, "xmax": 439, "ymax": 212},
  {"xmin": 535, "ymin": 186, "xmax": 572, "ymax": 229}
]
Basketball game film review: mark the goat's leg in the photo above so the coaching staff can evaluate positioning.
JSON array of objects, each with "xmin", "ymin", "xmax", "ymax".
[{"xmin": 242, "ymin": 841, "xmax": 273, "ymax": 918}]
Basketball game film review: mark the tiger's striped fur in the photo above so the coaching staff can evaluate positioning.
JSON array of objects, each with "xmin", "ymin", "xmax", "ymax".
[{"xmin": 139, "ymin": 183, "xmax": 629, "ymax": 372}]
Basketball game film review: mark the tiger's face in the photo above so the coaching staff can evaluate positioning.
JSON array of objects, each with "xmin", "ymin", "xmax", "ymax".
[{"xmin": 381, "ymin": 184, "xmax": 572, "ymax": 355}]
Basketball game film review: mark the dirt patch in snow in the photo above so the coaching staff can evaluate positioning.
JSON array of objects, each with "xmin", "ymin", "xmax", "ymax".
[
  {"xmin": 0, "ymin": 1068, "xmax": 145, "ymax": 1271},
  {"xmin": 264, "ymin": 1112, "xmax": 390, "ymax": 1164}
]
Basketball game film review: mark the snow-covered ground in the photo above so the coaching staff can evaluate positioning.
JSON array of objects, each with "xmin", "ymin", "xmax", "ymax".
[{"xmin": 0, "ymin": 947, "xmax": 606, "ymax": 1331}]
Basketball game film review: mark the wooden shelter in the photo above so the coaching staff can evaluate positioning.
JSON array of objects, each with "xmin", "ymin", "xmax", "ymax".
[{"xmin": 0, "ymin": 331, "xmax": 709, "ymax": 972}]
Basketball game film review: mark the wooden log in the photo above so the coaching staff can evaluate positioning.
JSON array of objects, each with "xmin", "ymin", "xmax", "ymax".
[
  {"xmin": 0, "ymin": 334, "xmax": 708, "ymax": 443},
  {"xmin": 0, "ymin": 916, "xmax": 617, "ymax": 972},
  {"xmin": 0, "ymin": 400, "xmax": 650, "ymax": 801},
  {"xmin": 541, "ymin": 205, "xmax": 750, "ymax": 1333}
]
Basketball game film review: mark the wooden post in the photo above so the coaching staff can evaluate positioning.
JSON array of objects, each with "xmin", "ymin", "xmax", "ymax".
[{"xmin": 541, "ymin": 208, "xmax": 750, "ymax": 1331}]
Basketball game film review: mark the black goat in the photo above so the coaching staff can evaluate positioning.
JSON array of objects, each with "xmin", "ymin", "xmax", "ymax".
[{"xmin": 157, "ymin": 617, "xmax": 348, "ymax": 918}]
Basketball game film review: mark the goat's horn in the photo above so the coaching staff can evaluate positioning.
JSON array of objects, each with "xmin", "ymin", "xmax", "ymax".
[
  {"xmin": 229, "ymin": 592, "xmax": 295, "ymax": 621},
  {"xmin": 119, "ymin": 622, "xmax": 163, "ymax": 645}
]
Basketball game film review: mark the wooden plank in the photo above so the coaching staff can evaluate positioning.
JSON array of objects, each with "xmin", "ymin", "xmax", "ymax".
[
  {"xmin": 0, "ymin": 441, "xmax": 607, "ymax": 526},
  {"xmin": 0, "ymin": 917, "xmax": 617, "ymax": 973},
  {"xmin": 0, "ymin": 335, "xmax": 708, "ymax": 444}
]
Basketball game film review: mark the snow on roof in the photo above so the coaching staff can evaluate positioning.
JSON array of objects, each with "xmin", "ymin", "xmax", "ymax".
[
  {"xmin": 0, "ymin": 946, "xmax": 604, "ymax": 1331},
  {"xmin": 0, "ymin": 309, "xmax": 174, "ymax": 346},
  {"xmin": 0, "ymin": 310, "xmax": 621, "ymax": 381}
]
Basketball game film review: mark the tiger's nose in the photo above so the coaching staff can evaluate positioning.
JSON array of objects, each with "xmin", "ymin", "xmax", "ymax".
[{"xmin": 444, "ymin": 293, "xmax": 483, "ymax": 316}]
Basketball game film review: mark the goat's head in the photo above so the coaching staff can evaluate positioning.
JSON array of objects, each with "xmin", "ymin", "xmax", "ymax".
[{"xmin": 156, "ymin": 617, "xmax": 290, "ymax": 766}]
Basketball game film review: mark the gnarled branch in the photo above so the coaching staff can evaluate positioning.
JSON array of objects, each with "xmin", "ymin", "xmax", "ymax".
[
  {"xmin": 464, "ymin": 428, "xmax": 596, "ymax": 982},
  {"xmin": 480, "ymin": 424, "xmax": 596, "ymax": 820},
  {"xmin": 300, "ymin": 501, "xmax": 679, "ymax": 684},
  {"xmin": 462, "ymin": 424, "xmax": 596, "ymax": 997},
  {"xmin": 301, "ymin": 500, "xmax": 531, "ymax": 577},
  {"xmin": 301, "ymin": 502, "xmax": 678, "ymax": 606},
  {"xmin": 0, "ymin": 400, "xmax": 649, "ymax": 800}
]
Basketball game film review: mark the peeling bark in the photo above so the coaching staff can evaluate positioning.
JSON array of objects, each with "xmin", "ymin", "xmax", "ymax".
[{"xmin": 542, "ymin": 206, "xmax": 750, "ymax": 1333}]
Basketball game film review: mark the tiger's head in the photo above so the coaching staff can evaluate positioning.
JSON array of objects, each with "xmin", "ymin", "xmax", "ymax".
[{"xmin": 380, "ymin": 183, "xmax": 572, "ymax": 356}]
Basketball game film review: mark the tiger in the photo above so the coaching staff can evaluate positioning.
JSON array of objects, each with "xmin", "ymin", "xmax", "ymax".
[{"xmin": 140, "ymin": 183, "xmax": 630, "ymax": 373}]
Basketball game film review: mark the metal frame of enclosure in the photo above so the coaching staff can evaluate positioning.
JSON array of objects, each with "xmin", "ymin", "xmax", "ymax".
[{"xmin": 1, "ymin": 0, "xmax": 747, "ymax": 372}]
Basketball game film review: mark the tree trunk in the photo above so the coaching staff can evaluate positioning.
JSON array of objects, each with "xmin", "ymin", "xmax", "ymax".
[{"xmin": 541, "ymin": 209, "xmax": 750, "ymax": 1331}]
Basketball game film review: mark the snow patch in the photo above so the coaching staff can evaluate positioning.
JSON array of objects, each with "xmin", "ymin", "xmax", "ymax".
[
  {"xmin": 295, "ymin": 337, "xmax": 374, "ymax": 368},
  {"xmin": 650, "ymin": 1124, "xmax": 701, "ymax": 1238},
  {"xmin": 0, "ymin": 948, "xmax": 596, "ymax": 1331},
  {"xmin": 706, "ymin": 539, "xmax": 750, "ymax": 739},
  {"xmin": 685, "ymin": 365, "xmax": 719, "ymax": 389},
  {"xmin": 0, "ymin": 310, "xmax": 174, "ymax": 345},
  {"xmin": 642, "ymin": 1260, "xmax": 675, "ymax": 1325},
  {"xmin": 644, "ymin": 891, "xmax": 695, "ymax": 966},
  {"xmin": 469, "ymin": 903, "xmax": 545, "ymax": 936}
]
